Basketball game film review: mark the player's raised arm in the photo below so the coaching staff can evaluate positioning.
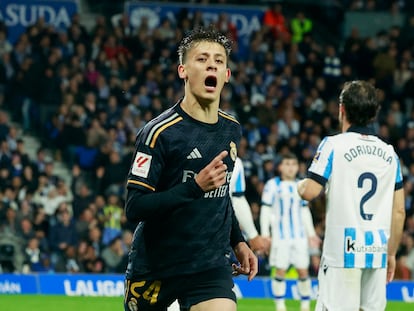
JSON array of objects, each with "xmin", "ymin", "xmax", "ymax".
[{"xmin": 125, "ymin": 151, "xmax": 229, "ymax": 222}]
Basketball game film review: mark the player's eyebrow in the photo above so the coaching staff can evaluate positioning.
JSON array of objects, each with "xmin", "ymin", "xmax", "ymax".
[{"xmin": 197, "ymin": 52, "xmax": 225, "ymax": 59}]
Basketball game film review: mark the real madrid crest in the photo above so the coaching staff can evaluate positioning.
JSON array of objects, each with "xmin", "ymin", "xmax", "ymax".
[
  {"xmin": 229, "ymin": 141, "xmax": 237, "ymax": 161},
  {"xmin": 127, "ymin": 297, "xmax": 138, "ymax": 311}
]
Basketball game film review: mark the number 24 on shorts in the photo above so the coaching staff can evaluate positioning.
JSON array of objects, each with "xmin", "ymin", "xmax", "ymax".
[{"xmin": 125, "ymin": 279, "xmax": 162, "ymax": 305}]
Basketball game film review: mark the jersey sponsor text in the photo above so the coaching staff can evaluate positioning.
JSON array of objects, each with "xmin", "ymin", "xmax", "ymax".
[{"xmin": 182, "ymin": 170, "xmax": 233, "ymax": 198}]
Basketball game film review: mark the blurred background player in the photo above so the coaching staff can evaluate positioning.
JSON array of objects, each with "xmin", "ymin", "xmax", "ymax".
[{"xmin": 260, "ymin": 153, "xmax": 320, "ymax": 311}]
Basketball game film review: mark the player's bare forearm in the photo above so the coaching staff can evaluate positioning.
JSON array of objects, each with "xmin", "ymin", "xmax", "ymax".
[
  {"xmin": 387, "ymin": 189, "xmax": 405, "ymax": 283},
  {"xmin": 388, "ymin": 188, "xmax": 405, "ymax": 257},
  {"xmin": 248, "ymin": 235, "xmax": 271, "ymax": 255},
  {"xmin": 297, "ymin": 178, "xmax": 323, "ymax": 201},
  {"xmin": 387, "ymin": 255, "xmax": 396, "ymax": 283}
]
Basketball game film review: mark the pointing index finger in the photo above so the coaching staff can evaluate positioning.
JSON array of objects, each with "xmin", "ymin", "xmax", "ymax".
[{"xmin": 209, "ymin": 150, "xmax": 228, "ymax": 167}]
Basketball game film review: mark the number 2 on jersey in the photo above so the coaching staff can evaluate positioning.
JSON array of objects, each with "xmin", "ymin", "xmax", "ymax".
[{"xmin": 358, "ymin": 172, "xmax": 377, "ymax": 220}]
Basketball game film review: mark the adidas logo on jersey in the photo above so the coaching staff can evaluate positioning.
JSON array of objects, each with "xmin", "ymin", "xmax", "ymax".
[{"xmin": 187, "ymin": 148, "xmax": 202, "ymax": 159}]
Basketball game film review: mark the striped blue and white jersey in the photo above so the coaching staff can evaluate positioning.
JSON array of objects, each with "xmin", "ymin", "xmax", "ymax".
[
  {"xmin": 307, "ymin": 127, "xmax": 403, "ymax": 269},
  {"xmin": 261, "ymin": 177, "xmax": 308, "ymax": 241}
]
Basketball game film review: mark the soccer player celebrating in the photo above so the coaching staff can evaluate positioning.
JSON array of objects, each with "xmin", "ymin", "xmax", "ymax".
[
  {"xmin": 123, "ymin": 27, "xmax": 257, "ymax": 311},
  {"xmin": 260, "ymin": 153, "xmax": 319, "ymax": 311},
  {"xmin": 297, "ymin": 80, "xmax": 405, "ymax": 310}
]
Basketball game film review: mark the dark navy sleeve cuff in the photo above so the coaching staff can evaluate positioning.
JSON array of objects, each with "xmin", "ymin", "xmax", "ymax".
[
  {"xmin": 307, "ymin": 172, "xmax": 328, "ymax": 187},
  {"xmin": 188, "ymin": 178, "xmax": 205, "ymax": 198}
]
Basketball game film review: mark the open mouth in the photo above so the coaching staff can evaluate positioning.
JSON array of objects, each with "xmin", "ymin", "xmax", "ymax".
[{"xmin": 204, "ymin": 76, "xmax": 217, "ymax": 90}]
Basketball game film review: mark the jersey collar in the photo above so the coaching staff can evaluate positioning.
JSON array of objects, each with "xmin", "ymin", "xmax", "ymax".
[{"xmin": 346, "ymin": 125, "xmax": 375, "ymax": 135}]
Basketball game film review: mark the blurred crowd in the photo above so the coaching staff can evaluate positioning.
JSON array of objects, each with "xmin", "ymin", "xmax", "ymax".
[{"xmin": 1, "ymin": 1, "xmax": 414, "ymax": 279}]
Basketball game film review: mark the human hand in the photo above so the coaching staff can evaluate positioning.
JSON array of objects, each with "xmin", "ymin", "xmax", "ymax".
[
  {"xmin": 249, "ymin": 235, "xmax": 271, "ymax": 256},
  {"xmin": 195, "ymin": 151, "xmax": 228, "ymax": 192},
  {"xmin": 232, "ymin": 241, "xmax": 258, "ymax": 281},
  {"xmin": 309, "ymin": 235, "xmax": 322, "ymax": 249},
  {"xmin": 387, "ymin": 255, "xmax": 396, "ymax": 283}
]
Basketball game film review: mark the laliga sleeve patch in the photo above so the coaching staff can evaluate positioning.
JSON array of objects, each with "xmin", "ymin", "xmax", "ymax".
[
  {"xmin": 132, "ymin": 152, "xmax": 152, "ymax": 178},
  {"xmin": 312, "ymin": 151, "xmax": 320, "ymax": 163}
]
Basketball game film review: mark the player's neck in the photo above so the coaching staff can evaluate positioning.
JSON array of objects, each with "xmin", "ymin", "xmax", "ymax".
[
  {"xmin": 180, "ymin": 96, "xmax": 219, "ymax": 124},
  {"xmin": 341, "ymin": 117, "xmax": 351, "ymax": 133},
  {"xmin": 342, "ymin": 122, "xmax": 351, "ymax": 133}
]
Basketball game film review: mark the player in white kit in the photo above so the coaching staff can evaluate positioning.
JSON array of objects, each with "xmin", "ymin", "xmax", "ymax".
[
  {"xmin": 297, "ymin": 80, "xmax": 406, "ymax": 311},
  {"xmin": 230, "ymin": 157, "xmax": 270, "ymax": 254},
  {"xmin": 260, "ymin": 153, "xmax": 319, "ymax": 311}
]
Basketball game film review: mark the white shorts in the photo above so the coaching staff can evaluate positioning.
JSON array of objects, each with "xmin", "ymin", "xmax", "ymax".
[
  {"xmin": 269, "ymin": 238, "xmax": 309, "ymax": 270},
  {"xmin": 316, "ymin": 258, "xmax": 387, "ymax": 311}
]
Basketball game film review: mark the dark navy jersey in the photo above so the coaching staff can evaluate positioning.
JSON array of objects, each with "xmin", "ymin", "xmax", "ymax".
[{"xmin": 125, "ymin": 101, "xmax": 242, "ymax": 279}]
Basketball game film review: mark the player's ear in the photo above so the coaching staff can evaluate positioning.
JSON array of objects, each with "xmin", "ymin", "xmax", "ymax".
[
  {"xmin": 339, "ymin": 103, "xmax": 346, "ymax": 119},
  {"xmin": 178, "ymin": 64, "xmax": 187, "ymax": 80},
  {"xmin": 225, "ymin": 68, "xmax": 231, "ymax": 83}
]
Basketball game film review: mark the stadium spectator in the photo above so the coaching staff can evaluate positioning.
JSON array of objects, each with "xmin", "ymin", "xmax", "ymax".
[
  {"xmin": 263, "ymin": 3, "xmax": 291, "ymax": 43},
  {"xmin": 82, "ymin": 242, "xmax": 106, "ymax": 273},
  {"xmin": 23, "ymin": 236, "xmax": 52, "ymax": 273},
  {"xmin": 57, "ymin": 114, "xmax": 87, "ymax": 166},
  {"xmin": 87, "ymin": 225, "xmax": 103, "ymax": 257},
  {"xmin": 290, "ymin": 11, "xmax": 313, "ymax": 44},
  {"xmin": 71, "ymin": 175, "xmax": 95, "ymax": 220},
  {"xmin": 48, "ymin": 204, "xmax": 78, "ymax": 244},
  {"xmin": 98, "ymin": 192, "xmax": 125, "ymax": 246},
  {"xmin": 18, "ymin": 216, "xmax": 35, "ymax": 241},
  {"xmin": 62, "ymin": 245, "xmax": 81, "ymax": 273},
  {"xmin": 0, "ymin": 29, "xmax": 12, "ymax": 58},
  {"xmin": 75, "ymin": 207, "xmax": 98, "ymax": 241},
  {"xmin": 101, "ymin": 235, "xmax": 125, "ymax": 273},
  {"xmin": 322, "ymin": 44, "xmax": 342, "ymax": 90},
  {"xmin": 373, "ymin": 45, "xmax": 398, "ymax": 92},
  {"xmin": 215, "ymin": 12, "xmax": 238, "ymax": 43}
]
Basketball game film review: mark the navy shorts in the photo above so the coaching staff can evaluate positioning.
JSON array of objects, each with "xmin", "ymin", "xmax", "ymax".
[{"xmin": 124, "ymin": 265, "xmax": 236, "ymax": 311}]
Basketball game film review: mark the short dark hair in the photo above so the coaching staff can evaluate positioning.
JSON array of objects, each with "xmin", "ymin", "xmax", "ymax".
[
  {"xmin": 339, "ymin": 80, "xmax": 379, "ymax": 126},
  {"xmin": 177, "ymin": 26, "xmax": 232, "ymax": 65},
  {"xmin": 281, "ymin": 152, "xmax": 298, "ymax": 162}
]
